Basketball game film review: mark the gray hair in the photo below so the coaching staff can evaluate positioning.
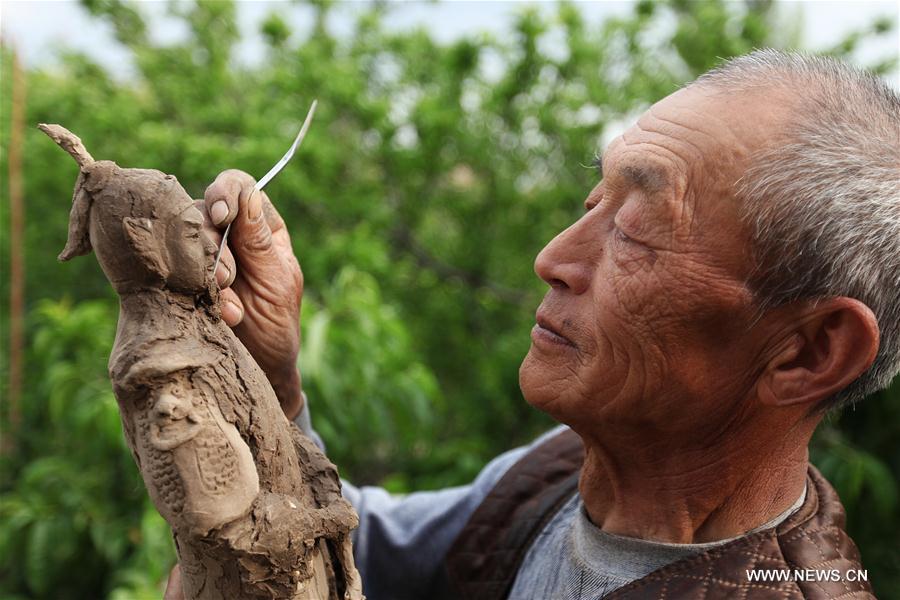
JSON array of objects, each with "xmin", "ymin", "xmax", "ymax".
[{"xmin": 696, "ymin": 49, "xmax": 900, "ymax": 411}]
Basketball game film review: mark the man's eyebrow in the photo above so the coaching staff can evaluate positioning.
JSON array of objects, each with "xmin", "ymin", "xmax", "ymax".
[{"xmin": 620, "ymin": 163, "xmax": 668, "ymax": 194}]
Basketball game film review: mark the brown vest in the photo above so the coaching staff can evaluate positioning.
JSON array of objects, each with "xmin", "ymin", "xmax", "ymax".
[{"xmin": 444, "ymin": 429, "xmax": 875, "ymax": 599}]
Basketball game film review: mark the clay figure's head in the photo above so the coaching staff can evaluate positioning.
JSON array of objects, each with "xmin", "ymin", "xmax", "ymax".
[
  {"xmin": 150, "ymin": 387, "xmax": 202, "ymax": 451},
  {"xmin": 41, "ymin": 124, "xmax": 217, "ymax": 296}
]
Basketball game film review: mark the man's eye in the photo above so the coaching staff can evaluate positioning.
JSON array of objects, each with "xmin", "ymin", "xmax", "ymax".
[{"xmin": 614, "ymin": 227, "xmax": 634, "ymax": 244}]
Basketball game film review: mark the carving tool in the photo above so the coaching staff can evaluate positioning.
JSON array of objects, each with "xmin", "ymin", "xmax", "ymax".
[{"xmin": 213, "ymin": 99, "xmax": 318, "ymax": 275}]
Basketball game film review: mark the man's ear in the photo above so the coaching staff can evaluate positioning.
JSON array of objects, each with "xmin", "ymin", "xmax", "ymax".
[
  {"xmin": 122, "ymin": 217, "xmax": 168, "ymax": 281},
  {"xmin": 757, "ymin": 298, "xmax": 879, "ymax": 408}
]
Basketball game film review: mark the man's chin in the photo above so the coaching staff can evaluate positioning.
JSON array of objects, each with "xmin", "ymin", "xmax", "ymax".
[{"xmin": 519, "ymin": 349, "xmax": 568, "ymax": 419}]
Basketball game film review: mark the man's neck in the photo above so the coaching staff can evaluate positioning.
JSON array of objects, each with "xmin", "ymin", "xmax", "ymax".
[{"xmin": 577, "ymin": 416, "xmax": 812, "ymax": 544}]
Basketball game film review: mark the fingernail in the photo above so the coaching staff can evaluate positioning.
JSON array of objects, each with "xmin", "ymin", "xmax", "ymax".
[
  {"xmin": 215, "ymin": 263, "xmax": 230, "ymax": 286},
  {"xmin": 223, "ymin": 301, "xmax": 243, "ymax": 324},
  {"xmin": 211, "ymin": 201, "xmax": 229, "ymax": 225},
  {"xmin": 248, "ymin": 190, "xmax": 262, "ymax": 221}
]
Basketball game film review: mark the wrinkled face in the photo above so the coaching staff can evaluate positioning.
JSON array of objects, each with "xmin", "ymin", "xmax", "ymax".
[
  {"xmin": 165, "ymin": 203, "xmax": 217, "ymax": 293},
  {"xmin": 519, "ymin": 85, "xmax": 789, "ymax": 437}
]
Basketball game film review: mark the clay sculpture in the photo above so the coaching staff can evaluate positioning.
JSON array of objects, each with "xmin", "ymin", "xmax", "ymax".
[{"xmin": 40, "ymin": 124, "xmax": 363, "ymax": 600}]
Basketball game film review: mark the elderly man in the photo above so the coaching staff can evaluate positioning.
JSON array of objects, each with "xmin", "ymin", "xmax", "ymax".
[{"xmin": 168, "ymin": 50, "xmax": 898, "ymax": 599}]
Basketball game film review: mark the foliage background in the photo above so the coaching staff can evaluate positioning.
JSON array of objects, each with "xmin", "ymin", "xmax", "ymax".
[{"xmin": 0, "ymin": 1, "xmax": 897, "ymax": 598}]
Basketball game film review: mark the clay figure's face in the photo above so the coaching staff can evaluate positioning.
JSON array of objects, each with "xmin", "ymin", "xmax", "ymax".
[
  {"xmin": 150, "ymin": 389, "xmax": 202, "ymax": 450},
  {"xmin": 165, "ymin": 204, "xmax": 217, "ymax": 293}
]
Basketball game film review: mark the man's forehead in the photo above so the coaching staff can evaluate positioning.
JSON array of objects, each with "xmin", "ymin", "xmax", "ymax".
[{"xmin": 599, "ymin": 86, "xmax": 785, "ymax": 193}]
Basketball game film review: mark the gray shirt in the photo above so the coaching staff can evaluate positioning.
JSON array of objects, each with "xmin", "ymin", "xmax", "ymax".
[
  {"xmin": 508, "ymin": 485, "xmax": 806, "ymax": 599},
  {"xmin": 295, "ymin": 409, "xmax": 804, "ymax": 600}
]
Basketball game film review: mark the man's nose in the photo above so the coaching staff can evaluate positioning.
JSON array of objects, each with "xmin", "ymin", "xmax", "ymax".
[{"xmin": 533, "ymin": 217, "xmax": 596, "ymax": 295}]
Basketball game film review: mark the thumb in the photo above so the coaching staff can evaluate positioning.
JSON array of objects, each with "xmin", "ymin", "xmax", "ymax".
[
  {"xmin": 231, "ymin": 185, "xmax": 275, "ymax": 257},
  {"xmin": 204, "ymin": 170, "xmax": 275, "ymax": 259}
]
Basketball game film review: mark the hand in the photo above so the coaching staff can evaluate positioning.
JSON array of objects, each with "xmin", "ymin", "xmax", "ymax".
[{"xmin": 201, "ymin": 169, "xmax": 304, "ymax": 419}]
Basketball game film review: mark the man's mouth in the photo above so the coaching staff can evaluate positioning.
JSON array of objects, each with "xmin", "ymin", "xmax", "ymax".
[{"xmin": 533, "ymin": 313, "xmax": 576, "ymax": 348}]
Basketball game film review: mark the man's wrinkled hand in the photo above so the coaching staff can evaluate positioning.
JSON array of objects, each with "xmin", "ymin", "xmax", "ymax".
[{"xmin": 199, "ymin": 169, "xmax": 304, "ymax": 419}]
